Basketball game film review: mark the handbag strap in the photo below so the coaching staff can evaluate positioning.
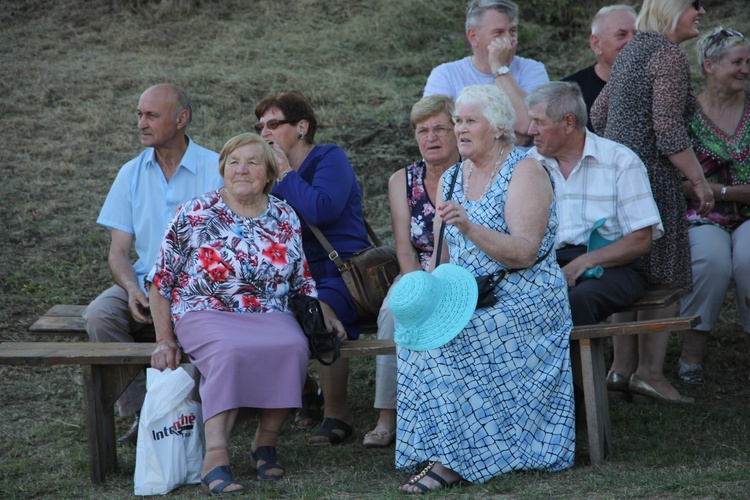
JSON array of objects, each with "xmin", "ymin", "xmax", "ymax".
[
  {"xmin": 434, "ymin": 162, "xmax": 553, "ymax": 274},
  {"xmin": 298, "ymin": 213, "xmax": 380, "ymax": 272},
  {"xmin": 434, "ymin": 165, "xmax": 460, "ymax": 266}
]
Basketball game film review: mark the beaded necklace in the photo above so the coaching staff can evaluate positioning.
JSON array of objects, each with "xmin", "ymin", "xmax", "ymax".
[{"xmin": 463, "ymin": 146, "xmax": 505, "ymax": 204}]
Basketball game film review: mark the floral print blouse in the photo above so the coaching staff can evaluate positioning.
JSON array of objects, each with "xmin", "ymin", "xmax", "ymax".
[
  {"xmin": 686, "ymin": 96, "xmax": 750, "ymax": 231},
  {"xmin": 407, "ymin": 160, "xmax": 437, "ymax": 271},
  {"xmin": 148, "ymin": 190, "xmax": 317, "ymax": 324}
]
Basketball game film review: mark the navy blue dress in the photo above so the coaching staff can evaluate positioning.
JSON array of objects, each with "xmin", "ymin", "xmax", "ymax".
[{"xmin": 273, "ymin": 144, "xmax": 370, "ymax": 338}]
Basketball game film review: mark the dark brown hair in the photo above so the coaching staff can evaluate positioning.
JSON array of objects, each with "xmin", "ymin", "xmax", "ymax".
[{"xmin": 254, "ymin": 91, "xmax": 318, "ymax": 144}]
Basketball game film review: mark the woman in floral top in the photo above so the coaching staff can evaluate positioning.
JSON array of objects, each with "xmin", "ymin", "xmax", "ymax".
[
  {"xmin": 363, "ymin": 95, "xmax": 460, "ymax": 448},
  {"xmin": 147, "ymin": 133, "xmax": 345, "ymax": 494},
  {"xmin": 678, "ymin": 28, "xmax": 750, "ymax": 386}
]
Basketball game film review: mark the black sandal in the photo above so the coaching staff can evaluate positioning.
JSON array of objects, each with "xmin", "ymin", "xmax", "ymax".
[
  {"xmin": 249, "ymin": 446, "xmax": 286, "ymax": 481},
  {"xmin": 308, "ymin": 417, "xmax": 353, "ymax": 445},
  {"xmin": 201, "ymin": 465, "xmax": 246, "ymax": 496},
  {"xmin": 294, "ymin": 389, "xmax": 324, "ymax": 430},
  {"xmin": 401, "ymin": 462, "xmax": 461, "ymax": 495}
]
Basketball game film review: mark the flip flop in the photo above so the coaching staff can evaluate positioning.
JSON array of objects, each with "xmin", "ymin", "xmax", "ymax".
[
  {"xmin": 308, "ymin": 417, "xmax": 353, "ymax": 445},
  {"xmin": 201, "ymin": 465, "xmax": 246, "ymax": 496}
]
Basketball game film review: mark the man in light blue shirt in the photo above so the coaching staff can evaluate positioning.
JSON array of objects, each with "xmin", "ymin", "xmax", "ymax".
[{"xmin": 84, "ymin": 84, "xmax": 222, "ymax": 444}]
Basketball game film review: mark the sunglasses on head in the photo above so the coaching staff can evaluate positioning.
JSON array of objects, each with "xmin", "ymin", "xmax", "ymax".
[
  {"xmin": 705, "ymin": 27, "xmax": 745, "ymax": 55},
  {"xmin": 254, "ymin": 119, "xmax": 294, "ymax": 134}
]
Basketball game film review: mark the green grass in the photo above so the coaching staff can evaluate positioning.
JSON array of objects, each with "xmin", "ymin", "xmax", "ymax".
[{"xmin": 1, "ymin": 0, "xmax": 750, "ymax": 497}]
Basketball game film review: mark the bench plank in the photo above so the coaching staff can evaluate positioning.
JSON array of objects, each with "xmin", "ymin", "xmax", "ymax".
[{"xmin": 16, "ymin": 293, "xmax": 700, "ymax": 482}]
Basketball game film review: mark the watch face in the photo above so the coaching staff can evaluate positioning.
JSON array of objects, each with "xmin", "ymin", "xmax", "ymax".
[{"xmin": 499, "ymin": 66, "xmax": 509, "ymax": 75}]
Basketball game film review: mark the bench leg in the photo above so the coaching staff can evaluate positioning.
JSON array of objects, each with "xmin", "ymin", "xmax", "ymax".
[
  {"xmin": 578, "ymin": 338, "xmax": 613, "ymax": 465},
  {"xmin": 82, "ymin": 364, "xmax": 146, "ymax": 484}
]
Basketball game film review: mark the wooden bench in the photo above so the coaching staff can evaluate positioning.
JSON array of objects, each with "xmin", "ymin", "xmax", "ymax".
[{"xmin": 16, "ymin": 288, "xmax": 697, "ymax": 483}]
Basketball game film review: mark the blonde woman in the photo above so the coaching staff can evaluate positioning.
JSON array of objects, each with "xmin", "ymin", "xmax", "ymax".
[{"xmin": 592, "ymin": 0, "xmax": 713, "ymax": 403}]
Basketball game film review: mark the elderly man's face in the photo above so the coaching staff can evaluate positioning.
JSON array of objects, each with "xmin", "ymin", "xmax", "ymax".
[
  {"xmin": 527, "ymin": 103, "xmax": 567, "ymax": 158},
  {"xmin": 592, "ymin": 10, "xmax": 636, "ymax": 67},
  {"xmin": 137, "ymin": 87, "xmax": 182, "ymax": 149}
]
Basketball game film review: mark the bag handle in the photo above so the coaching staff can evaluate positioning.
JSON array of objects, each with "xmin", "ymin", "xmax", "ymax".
[
  {"xmin": 299, "ymin": 213, "xmax": 381, "ymax": 272},
  {"xmin": 434, "ymin": 163, "xmax": 552, "ymax": 273}
]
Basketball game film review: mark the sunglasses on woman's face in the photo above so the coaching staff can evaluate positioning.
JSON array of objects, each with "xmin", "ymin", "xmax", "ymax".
[
  {"xmin": 254, "ymin": 119, "xmax": 293, "ymax": 134},
  {"xmin": 692, "ymin": 0, "xmax": 701, "ymax": 10}
]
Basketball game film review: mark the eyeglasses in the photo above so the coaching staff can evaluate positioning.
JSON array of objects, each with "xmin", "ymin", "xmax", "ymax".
[
  {"xmin": 692, "ymin": 0, "xmax": 702, "ymax": 11},
  {"xmin": 415, "ymin": 126, "xmax": 453, "ymax": 139},
  {"xmin": 254, "ymin": 119, "xmax": 294, "ymax": 134}
]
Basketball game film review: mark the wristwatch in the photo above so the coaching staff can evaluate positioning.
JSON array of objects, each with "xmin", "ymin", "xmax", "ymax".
[{"xmin": 493, "ymin": 66, "xmax": 510, "ymax": 78}]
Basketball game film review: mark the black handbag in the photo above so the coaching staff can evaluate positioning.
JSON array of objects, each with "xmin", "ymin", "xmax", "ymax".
[
  {"xmin": 435, "ymin": 165, "xmax": 551, "ymax": 309},
  {"xmin": 290, "ymin": 295, "xmax": 341, "ymax": 366}
]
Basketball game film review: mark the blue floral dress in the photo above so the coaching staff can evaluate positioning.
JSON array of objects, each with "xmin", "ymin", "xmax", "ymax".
[{"xmin": 396, "ymin": 150, "xmax": 576, "ymax": 483}]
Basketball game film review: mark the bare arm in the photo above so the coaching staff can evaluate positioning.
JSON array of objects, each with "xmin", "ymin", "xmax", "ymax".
[
  {"xmin": 669, "ymin": 149, "xmax": 713, "ymax": 215},
  {"xmin": 489, "ymin": 38, "xmax": 532, "ymax": 146},
  {"xmin": 683, "ymin": 179, "xmax": 750, "ymax": 205},
  {"xmin": 388, "ymin": 168, "xmax": 422, "ymax": 274},
  {"xmin": 561, "ymin": 226, "xmax": 652, "ymax": 288},
  {"xmin": 437, "ymin": 158, "xmax": 552, "ymax": 268},
  {"xmin": 109, "ymin": 229, "xmax": 151, "ymax": 324},
  {"xmin": 148, "ymin": 284, "xmax": 181, "ymax": 370}
]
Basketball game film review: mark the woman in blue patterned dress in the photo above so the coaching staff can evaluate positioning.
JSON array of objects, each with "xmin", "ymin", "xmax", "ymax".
[
  {"xmin": 148, "ymin": 133, "xmax": 345, "ymax": 494},
  {"xmin": 396, "ymin": 85, "xmax": 575, "ymax": 493},
  {"xmin": 363, "ymin": 95, "xmax": 460, "ymax": 448}
]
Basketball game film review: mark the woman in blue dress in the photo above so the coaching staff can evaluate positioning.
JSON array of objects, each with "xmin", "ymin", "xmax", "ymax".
[
  {"xmin": 255, "ymin": 91, "xmax": 371, "ymax": 444},
  {"xmin": 395, "ymin": 85, "xmax": 575, "ymax": 493}
]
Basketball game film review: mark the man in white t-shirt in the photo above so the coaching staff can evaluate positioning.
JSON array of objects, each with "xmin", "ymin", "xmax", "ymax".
[{"xmin": 424, "ymin": 0, "xmax": 549, "ymax": 148}]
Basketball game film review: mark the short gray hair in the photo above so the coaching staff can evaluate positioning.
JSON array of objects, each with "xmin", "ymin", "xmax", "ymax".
[
  {"xmin": 591, "ymin": 4, "xmax": 637, "ymax": 35},
  {"xmin": 466, "ymin": 0, "xmax": 518, "ymax": 32},
  {"xmin": 697, "ymin": 27, "xmax": 749, "ymax": 76},
  {"xmin": 526, "ymin": 81, "xmax": 588, "ymax": 131},
  {"xmin": 455, "ymin": 85, "xmax": 516, "ymax": 146}
]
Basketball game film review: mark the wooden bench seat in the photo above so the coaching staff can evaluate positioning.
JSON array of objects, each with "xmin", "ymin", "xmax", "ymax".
[
  {"xmin": 14, "ymin": 287, "xmax": 697, "ymax": 484},
  {"xmin": 24, "ymin": 288, "xmax": 688, "ymax": 338}
]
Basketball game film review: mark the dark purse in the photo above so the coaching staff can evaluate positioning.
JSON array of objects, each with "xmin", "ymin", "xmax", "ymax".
[
  {"xmin": 435, "ymin": 165, "xmax": 551, "ymax": 309},
  {"xmin": 289, "ymin": 295, "xmax": 341, "ymax": 366}
]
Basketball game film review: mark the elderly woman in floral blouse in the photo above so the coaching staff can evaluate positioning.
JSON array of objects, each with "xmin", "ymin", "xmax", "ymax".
[{"xmin": 147, "ymin": 133, "xmax": 344, "ymax": 495}]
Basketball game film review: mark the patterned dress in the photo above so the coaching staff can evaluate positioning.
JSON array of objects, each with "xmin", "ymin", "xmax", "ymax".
[
  {"xmin": 406, "ymin": 160, "xmax": 438, "ymax": 270},
  {"xmin": 395, "ymin": 150, "xmax": 576, "ymax": 483},
  {"xmin": 591, "ymin": 31, "xmax": 695, "ymax": 289},
  {"xmin": 149, "ymin": 191, "xmax": 315, "ymax": 421},
  {"xmin": 686, "ymin": 95, "xmax": 750, "ymax": 230}
]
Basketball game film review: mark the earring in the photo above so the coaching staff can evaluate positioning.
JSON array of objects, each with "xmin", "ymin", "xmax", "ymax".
[
  {"xmin": 494, "ymin": 135, "xmax": 501, "ymax": 140},
  {"xmin": 297, "ymin": 133, "xmax": 303, "ymax": 139}
]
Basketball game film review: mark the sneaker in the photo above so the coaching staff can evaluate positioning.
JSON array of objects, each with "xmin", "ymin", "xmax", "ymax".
[{"xmin": 118, "ymin": 415, "xmax": 139, "ymax": 446}]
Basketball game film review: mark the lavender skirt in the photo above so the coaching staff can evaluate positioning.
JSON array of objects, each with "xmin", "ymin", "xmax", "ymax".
[{"xmin": 175, "ymin": 309, "xmax": 309, "ymax": 422}]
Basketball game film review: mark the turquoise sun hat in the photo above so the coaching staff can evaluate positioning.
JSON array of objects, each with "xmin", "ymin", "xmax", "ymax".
[{"xmin": 391, "ymin": 263, "xmax": 478, "ymax": 351}]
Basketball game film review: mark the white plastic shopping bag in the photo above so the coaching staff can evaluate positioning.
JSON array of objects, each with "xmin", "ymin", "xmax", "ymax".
[{"xmin": 134, "ymin": 367, "xmax": 205, "ymax": 496}]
